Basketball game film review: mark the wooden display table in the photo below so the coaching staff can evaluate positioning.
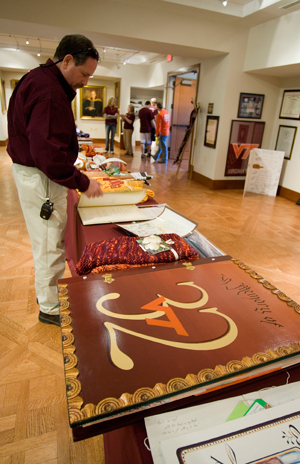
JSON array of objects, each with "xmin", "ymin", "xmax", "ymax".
[{"xmin": 63, "ymin": 190, "xmax": 300, "ymax": 463}]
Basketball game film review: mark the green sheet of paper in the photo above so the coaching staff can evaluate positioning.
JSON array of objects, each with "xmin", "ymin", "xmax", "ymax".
[{"xmin": 226, "ymin": 401, "xmax": 249, "ymax": 422}]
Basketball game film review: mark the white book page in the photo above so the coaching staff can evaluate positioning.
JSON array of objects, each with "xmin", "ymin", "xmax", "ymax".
[
  {"xmin": 77, "ymin": 204, "xmax": 147, "ymax": 225},
  {"xmin": 117, "ymin": 206, "xmax": 197, "ymax": 237},
  {"xmin": 159, "ymin": 389, "xmax": 300, "ymax": 464}
]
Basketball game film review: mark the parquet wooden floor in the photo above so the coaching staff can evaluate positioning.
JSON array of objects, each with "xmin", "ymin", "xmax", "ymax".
[{"xmin": 0, "ymin": 144, "xmax": 300, "ymax": 463}]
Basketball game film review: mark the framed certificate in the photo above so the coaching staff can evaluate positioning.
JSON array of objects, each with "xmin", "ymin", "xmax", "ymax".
[
  {"xmin": 275, "ymin": 125, "xmax": 297, "ymax": 160},
  {"xmin": 204, "ymin": 115, "xmax": 219, "ymax": 148},
  {"xmin": 279, "ymin": 89, "xmax": 300, "ymax": 119}
]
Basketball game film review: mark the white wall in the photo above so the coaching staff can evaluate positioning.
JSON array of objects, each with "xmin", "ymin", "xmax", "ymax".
[
  {"xmin": 244, "ymin": 10, "xmax": 300, "ymax": 73},
  {"xmin": 192, "ymin": 24, "xmax": 282, "ymax": 183},
  {"xmin": 270, "ymin": 86, "xmax": 300, "ymax": 193},
  {"xmin": 242, "ymin": 9, "xmax": 300, "ymax": 194}
]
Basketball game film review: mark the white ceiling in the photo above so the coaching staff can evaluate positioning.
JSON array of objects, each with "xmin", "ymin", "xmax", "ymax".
[{"xmin": 1, "ymin": 0, "xmax": 300, "ymax": 71}]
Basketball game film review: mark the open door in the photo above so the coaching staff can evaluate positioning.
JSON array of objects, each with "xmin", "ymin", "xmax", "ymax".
[{"xmin": 169, "ymin": 76, "xmax": 197, "ymax": 161}]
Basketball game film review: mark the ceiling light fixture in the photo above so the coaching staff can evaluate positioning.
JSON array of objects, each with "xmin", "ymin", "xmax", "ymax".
[
  {"xmin": 26, "ymin": 38, "xmax": 29, "ymax": 45},
  {"xmin": 103, "ymin": 48, "xmax": 106, "ymax": 52},
  {"xmin": 222, "ymin": 0, "xmax": 227, "ymax": 5}
]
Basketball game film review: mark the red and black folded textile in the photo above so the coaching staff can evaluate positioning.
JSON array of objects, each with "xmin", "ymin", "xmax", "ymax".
[{"xmin": 75, "ymin": 233, "xmax": 198, "ymax": 275}]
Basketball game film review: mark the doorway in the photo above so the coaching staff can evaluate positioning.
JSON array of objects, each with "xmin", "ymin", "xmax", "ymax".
[{"xmin": 166, "ymin": 66, "xmax": 200, "ymax": 168}]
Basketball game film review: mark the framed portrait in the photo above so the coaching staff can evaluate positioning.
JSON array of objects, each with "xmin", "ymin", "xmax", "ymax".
[
  {"xmin": 204, "ymin": 115, "xmax": 219, "ymax": 148},
  {"xmin": 224, "ymin": 120, "xmax": 265, "ymax": 176},
  {"xmin": 237, "ymin": 93, "xmax": 264, "ymax": 119},
  {"xmin": 279, "ymin": 89, "xmax": 300, "ymax": 119},
  {"xmin": 0, "ymin": 79, "xmax": 6, "ymax": 113},
  {"xmin": 80, "ymin": 85, "xmax": 105, "ymax": 119},
  {"xmin": 275, "ymin": 125, "xmax": 297, "ymax": 160}
]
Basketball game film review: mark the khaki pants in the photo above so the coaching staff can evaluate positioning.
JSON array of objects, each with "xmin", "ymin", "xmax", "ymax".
[
  {"xmin": 123, "ymin": 129, "xmax": 133, "ymax": 155},
  {"xmin": 12, "ymin": 164, "xmax": 68, "ymax": 315}
]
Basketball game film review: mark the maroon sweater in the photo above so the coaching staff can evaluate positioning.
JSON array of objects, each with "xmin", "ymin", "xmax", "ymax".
[{"xmin": 7, "ymin": 59, "xmax": 89, "ymax": 192}]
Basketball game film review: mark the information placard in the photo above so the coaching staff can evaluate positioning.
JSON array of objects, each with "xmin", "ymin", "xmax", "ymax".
[{"xmin": 243, "ymin": 148, "xmax": 285, "ymax": 197}]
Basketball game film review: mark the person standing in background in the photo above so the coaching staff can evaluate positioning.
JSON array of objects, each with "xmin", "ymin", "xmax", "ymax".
[
  {"xmin": 153, "ymin": 102, "xmax": 170, "ymax": 163},
  {"xmin": 7, "ymin": 34, "xmax": 103, "ymax": 326},
  {"xmin": 104, "ymin": 97, "xmax": 119, "ymax": 154},
  {"xmin": 150, "ymin": 98, "xmax": 158, "ymax": 119},
  {"xmin": 150, "ymin": 98, "xmax": 158, "ymax": 150},
  {"xmin": 120, "ymin": 104, "xmax": 135, "ymax": 156},
  {"xmin": 139, "ymin": 101, "xmax": 155, "ymax": 158}
]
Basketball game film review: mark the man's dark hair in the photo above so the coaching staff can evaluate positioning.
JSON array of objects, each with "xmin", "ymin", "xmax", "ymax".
[
  {"xmin": 54, "ymin": 34, "xmax": 98, "ymax": 66},
  {"xmin": 157, "ymin": 102, "xmax": 163, "ymax": 110},
  {"xmin": 145, "ymin": 100, "xmax": 151, "ymax": 105}
]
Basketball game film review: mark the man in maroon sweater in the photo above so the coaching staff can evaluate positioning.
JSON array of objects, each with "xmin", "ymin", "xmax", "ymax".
[
  {"xmin": 7, "ymin": 34, "xmax": 102, "ymax": 326},
  {"xmin": 138, "ymin": 101, "xmax": 155, "ymax": 158}
]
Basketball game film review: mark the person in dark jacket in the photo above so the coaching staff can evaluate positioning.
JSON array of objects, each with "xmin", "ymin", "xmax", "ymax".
[{"xmin": 7, "ymin": 34, "xmax": 103, "ymax": 326}]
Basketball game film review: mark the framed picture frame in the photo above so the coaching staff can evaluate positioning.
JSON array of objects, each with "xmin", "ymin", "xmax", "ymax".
[
  {"xmin": 279, "ymin": 89, "xmax": 300, "ymax": 119},
  {"xmin": 204, "ymin": 115, "xmax": 219, "ymax": 148},
  {"xmin": 114, "ymin": 81, "xmax": 120, "ymax": 136},
  {"xmin": 10, "ymin": 79, "xmax": 19, "ymax": 91},
  {"xmin": 114, "ymin": 81, "xmax": 120, "ymax": 107},
  {"xmin": 237, "ymin": 93, "xmax": 264, "ymax": 119},
  {"xmin": 71, "ymin": 97, "xmax": 76, "ymax": 120},
  {"xmin": 207, "ymin": 103, "xmax": 214, "ymax": 114},
  {"xmin": 80, "ymin": 85, "xmax": 105, "ymax": 119},
  {"xmin": 0, "ymin": 79, "xmax": 6, "ymax": 114},
  {"xmin": 224, "ymin": 120, "xmax": 265, "ymax": 176},
  {"xmin": 275, "ymin": 125, "xmax": 297, "ymax": 160}
]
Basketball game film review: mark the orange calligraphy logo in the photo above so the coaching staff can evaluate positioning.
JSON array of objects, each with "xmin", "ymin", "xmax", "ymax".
[{"xmin": 96, "ymin": 281, "xmax": 238, "ymax": 370}]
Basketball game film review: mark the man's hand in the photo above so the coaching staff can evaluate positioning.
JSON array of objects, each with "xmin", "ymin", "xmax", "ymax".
[{"xmin": 83, "ymin": 178, "xmax": 103, "ymax": 198}]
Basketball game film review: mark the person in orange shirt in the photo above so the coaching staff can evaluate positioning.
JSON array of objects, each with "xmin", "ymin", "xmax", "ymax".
[{"xmin": 153, "ymin": 102, "xmax": 170, "ymax": 163}]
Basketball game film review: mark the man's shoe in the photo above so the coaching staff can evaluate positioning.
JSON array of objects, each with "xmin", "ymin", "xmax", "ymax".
[
  {"xmin": 147, "ymin": 154, "xmax": 151, "ymax": 157},
  {"xmin": 38, "ymin": 311, "xmax": 61, "ymax": 326},
  {"xmin": 104, "ymin": 150, "xmax": 108, "ymax": 154},
  {"xmin": 111, "ymin": 151, "xmax": 114, "ymax": 155},
  {"xmin": 141, "ymin": 155, "xmax": 145, "ymax": 159},
  {"xmin": 158, "ymin": 160, "xmax": 167, "ymax": 163}
]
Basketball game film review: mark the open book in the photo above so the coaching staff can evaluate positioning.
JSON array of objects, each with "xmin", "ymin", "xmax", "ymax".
[{"xmin": 77, "ymin": 189, "xmax": 147, "ymax": 225}]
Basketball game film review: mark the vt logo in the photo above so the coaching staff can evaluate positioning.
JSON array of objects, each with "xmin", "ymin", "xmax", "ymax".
[{"xmin": 231, "ymin": 143, "xmax": 259, "ymax": 159}]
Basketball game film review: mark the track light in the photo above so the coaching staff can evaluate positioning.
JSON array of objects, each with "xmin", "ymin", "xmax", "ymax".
[{"xmin": 37, "ymin": 38, "xmax": 41, "ymax": 56}]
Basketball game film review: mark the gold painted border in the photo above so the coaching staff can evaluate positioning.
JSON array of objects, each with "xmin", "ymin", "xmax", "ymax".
[{"xmin": 58, "ymin": 261, "xmax": 300, "ymax": 425}]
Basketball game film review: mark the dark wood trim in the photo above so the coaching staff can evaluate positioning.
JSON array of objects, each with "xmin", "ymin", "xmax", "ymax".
[
  {"xmin": 191, "ymin": 171, "xmax": 245, "ymax": 190},
  {"xmin": 91, "ymin": 138, "xmax": 140, "ymax": 148},
  {"xmin": 91, "ymin": 138, "xmax": 104, "ymax": 144},
  {"xmin": 277, "ymin": 185, "xmax": 300, "ymax": 202},
  {"xmin": 192, "ymin": 170, "xmax": 300, "ymax": 202},
  {"xmin": 0, "ymin": 140, "xmax": 7, "ymax": 147}
]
